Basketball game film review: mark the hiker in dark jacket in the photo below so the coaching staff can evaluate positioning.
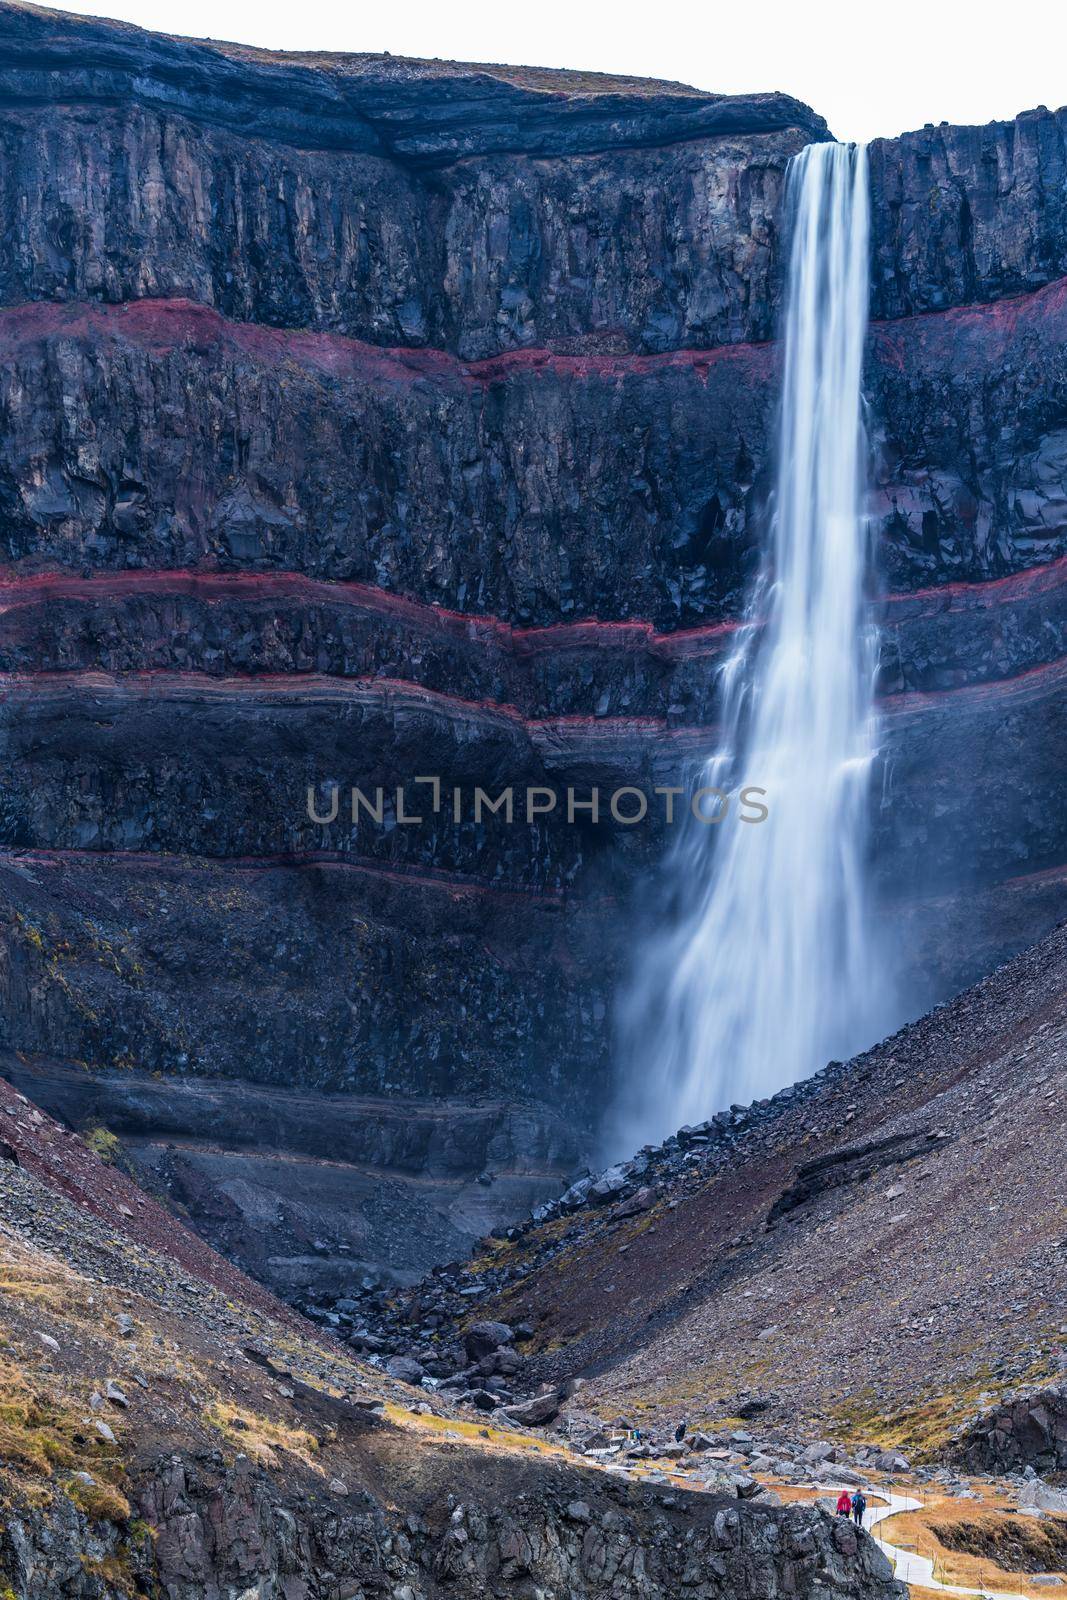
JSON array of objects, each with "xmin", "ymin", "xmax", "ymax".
[
  {"xmin": 851, "ymin": 1490, "xmax": 867, "ymax": 1529},
  {"xmin": 674, "ymin": 1420, "xmax": 687, "ymax": 1443}
]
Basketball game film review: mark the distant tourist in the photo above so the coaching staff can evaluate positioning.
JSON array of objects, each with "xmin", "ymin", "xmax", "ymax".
[
  {"xmin": 851, "ymin": 1490, "xmax": 867, "ymax": 1529},
  {"xmin": 835, "ymin": 1490, "xmax": 852, "ymax": 1517},
  {"xmin": 674, "ymin": 1421, "xmax": 687, "ymax": 1442}
]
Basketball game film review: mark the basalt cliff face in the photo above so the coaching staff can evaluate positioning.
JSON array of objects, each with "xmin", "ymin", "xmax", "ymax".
[{"xmin": 0, "ymin": 2, "xmax": 1065, "ymax": 1295}]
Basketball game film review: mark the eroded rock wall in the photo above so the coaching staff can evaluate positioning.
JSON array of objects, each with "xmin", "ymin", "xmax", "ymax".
[
  {"xmin": 1, "ymin": 1447, "xmax": 905, "ymax": 1600},
  {"xmin": 952, "ymin": 1387, "xmax": 1067, "ymax": 1476},
  {"xmin": 0, "ymin": 3, "xmax": 1064, "ymax": 1286}
]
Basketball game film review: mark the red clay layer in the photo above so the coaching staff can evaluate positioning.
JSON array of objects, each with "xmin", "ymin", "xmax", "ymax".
[
  {"xmin": 1, "ymin": 556, "xmax": 1063, "ymax": 662},
  {"xmin": 4, "ymin": 273, "xmax": 1067, "ymax": 380},
  {"xmin": 0, "ymin": 666, "xmax": 696, "ymax": 736},
  {"xmin": 0, "ymin": 565, "xmax": 736, "ymax": 656},
  {"xmin": 879, "ymin": 651, "xmax": 1067, "ymax": 719},
  {"xmin": 0, "ymin": 296, "xmax": 772, "ymax": 386},
  {"xmin": 4, "ymin": 847, "xmax": 1066, "ymax": 910},
  {"xmin": 871, "ymin": 274, "xmax": 1067, "ymax": 368}
]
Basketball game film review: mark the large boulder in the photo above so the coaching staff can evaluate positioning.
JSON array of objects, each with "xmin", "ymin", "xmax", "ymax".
[
  {"xmin": 477, "ymin": 1345, "xmax": 523, "ymax": 1378},
  {"xmin": 588, "ymin": 1165, "xmax": 631, "ymax": 1203},
  {"xmin": 951, "ymin": 1385, "xmax": 1067, "ymax": 1475},
  {"xmin": 463, "ymin": 1321, "xmax": 514, "ymax": 1362},
  {"xmin": 385, "ymin": 1355, "xmax": 426, "ymax": 1386},
  {"xmin": 503, "ymin": 1390, "xmax": 562, "ymax": 1427}
]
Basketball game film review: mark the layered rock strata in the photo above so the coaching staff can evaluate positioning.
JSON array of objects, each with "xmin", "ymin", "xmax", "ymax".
[{"xmin": 0, "ymin": 3, "xmax": 1064, "ymax": 1285}]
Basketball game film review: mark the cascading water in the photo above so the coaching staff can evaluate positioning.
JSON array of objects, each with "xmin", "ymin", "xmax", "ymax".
[{"xmin": 614, "ymin": 140, "xmax": 891, "ymax": 1148}]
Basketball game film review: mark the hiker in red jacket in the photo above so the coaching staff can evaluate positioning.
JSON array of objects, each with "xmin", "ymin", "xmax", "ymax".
[{"xmin": 835, "ymin": 1490, "xmax": 852, "ymax": 1517}]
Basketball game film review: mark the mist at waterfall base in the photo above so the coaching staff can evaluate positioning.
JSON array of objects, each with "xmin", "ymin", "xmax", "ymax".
[{"xmin": 611, "ymin": 141, "xmax": 901, "ymax": 1153}]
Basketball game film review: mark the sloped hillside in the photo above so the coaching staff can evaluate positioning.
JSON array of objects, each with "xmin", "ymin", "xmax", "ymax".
[
  {"xmin": 359, "ymin": 920, "xmax": 1066, "ymax": 1459},
  {"xmin": 0, "ymin": 1074, "xmax": 903, "ymax": 1599}
]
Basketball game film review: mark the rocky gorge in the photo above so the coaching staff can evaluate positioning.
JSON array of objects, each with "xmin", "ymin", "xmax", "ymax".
[
  {"xmin": 0, "ymin": 1071, "xmax": 911, "ymax": 1600},
  {"xmin": 0, "ymin": 2, "xmax": 1065, "ymax": 1295}
]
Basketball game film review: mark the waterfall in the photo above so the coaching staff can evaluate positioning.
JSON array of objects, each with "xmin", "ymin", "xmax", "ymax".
[{"xmin": 614, "ymin": 141, "xmax": 889, "ymax": 1147}]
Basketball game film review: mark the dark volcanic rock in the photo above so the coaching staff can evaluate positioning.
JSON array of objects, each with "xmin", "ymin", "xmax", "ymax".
[
  {"xmin": 0, "ymin": 299, "xmax": 774, "ymax": 623},
  {"xmin": 384, "ymin": 1353, "xmax": 426, "ymax": 1385},
  {"xmin": 768, "ymin": 1131, "xmax": 938, "ymax": 1222},
  {"xmin": 0, "ymin": 851, "xmax": 614, "ymax": 1105},
  {"xmin": 0, "ymin": 3, "xmax": 1064, "ymax": 1293},
  {"xmin": 2, "ymin": 295, "xmax": 1067, "ymax": 622},
  {"xmin": 505, "ymin": 1389, "xmax": 564, "ymax": 1426},
  {"xmin": 464, "ymin": 1319, "xmax": 515, "ymax": 1361},
  {"xmin": 952, "ymin": 1386, "xmax": 1067, "ymax": 1476},
  {"xmin": 121, "ymin": 1449, "xmax": 905, "ymax": 1600},
  {"xmin": 868, "ymin": 112, "xmax": 1067, "ymax": 319},
  {"xmin": 0, "ymin": 3, "xmax": 828, "ymax": 164},
  {"xmin": 0, "ymin": 1, "xmax": 825, "ymax": 355}
]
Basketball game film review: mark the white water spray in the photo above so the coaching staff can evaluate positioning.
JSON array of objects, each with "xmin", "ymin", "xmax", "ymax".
[{"xmin": 615, "ymin": 141, "xmax": 889, "ymax": 1146}]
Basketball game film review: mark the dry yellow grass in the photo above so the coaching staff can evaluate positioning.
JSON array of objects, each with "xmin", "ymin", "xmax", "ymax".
[
  {"xmin": 203, "ymin": 1400, "xmax": 321, "ymax": 1470},
  {"xmin": 0, "ymin": 1244, "xmax": 152, "ymax": 1343},
  {"xmin": 382, "ymin": 1402, "xmax": 570, "ymax": 1462},
  {"xmin": 66, "ymin": 1477, "xmax": 132, "ymax": 1522},
  {"xmin": 831, "ymin": 1383, "xmax": 998, "ymax": 1460},
  {"xmin": 0, "ymin": 1256, "xmax": 78, "ymax": 1313},
  {"xmin": 880, "ymin": 1491, "xmax": 1067, "ymax": 1600},
  {"xmin": 0, "ymin": 1354, "xmax": 83, "ymax": 1475},
  {"xmin": 0, "ymin": 1352, "xmax": 131, "ymax": 1526}
]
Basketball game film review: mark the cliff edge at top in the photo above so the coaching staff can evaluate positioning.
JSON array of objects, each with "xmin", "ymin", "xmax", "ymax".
[{"xmin": 0, "ymin": 0, "xmax": 829, "ymax": 161}]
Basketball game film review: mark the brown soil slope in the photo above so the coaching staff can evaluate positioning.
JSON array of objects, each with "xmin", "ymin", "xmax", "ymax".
[
  {"xmin": 0, "ymin": 1076, "xmax": 901, "ymax": 1599},
  {"xmin": 468, "ymin": 921, "xmax": 1067, "ymax": 1448}
]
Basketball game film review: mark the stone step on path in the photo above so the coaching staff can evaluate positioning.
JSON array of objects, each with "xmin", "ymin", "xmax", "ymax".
[{"xmin": 825, "ymin": 1483, "xmax": 1033, "ymax": 1600}]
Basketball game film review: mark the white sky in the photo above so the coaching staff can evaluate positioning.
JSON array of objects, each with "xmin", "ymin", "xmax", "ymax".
[{"xmin": 39, "ymin": 0, "xmax": 1067, "ymax": 144}]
